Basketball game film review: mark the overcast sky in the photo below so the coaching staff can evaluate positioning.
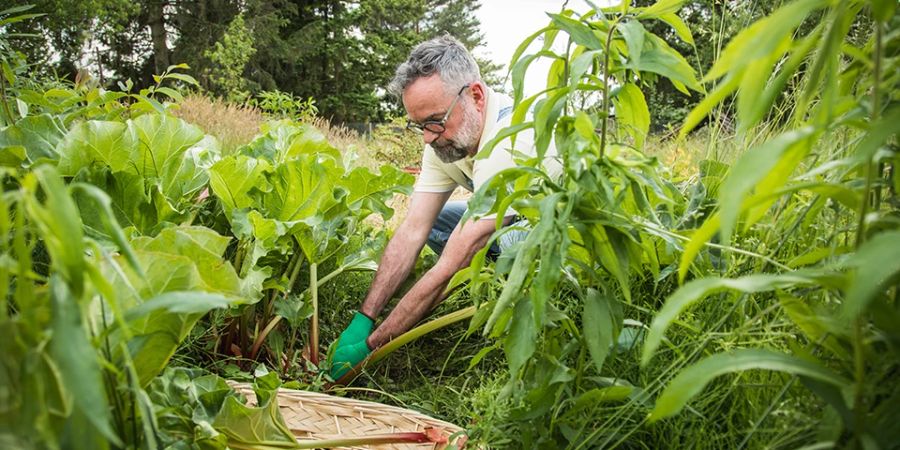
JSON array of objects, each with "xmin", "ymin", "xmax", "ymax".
[{"xmin": 474, "ymin": 0, "xmax": 595, "ymax": 95}]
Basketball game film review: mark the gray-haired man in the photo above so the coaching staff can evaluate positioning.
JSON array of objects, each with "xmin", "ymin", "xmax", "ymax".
[{"xmin": 329, "ymin": 35, "xmax": 560, "ymax": 379}]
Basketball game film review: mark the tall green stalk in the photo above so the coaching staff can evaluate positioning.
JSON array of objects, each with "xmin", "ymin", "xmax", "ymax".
[{"xmin": 309, "ymin": 262, "xmax": 319, "ymax": 365}]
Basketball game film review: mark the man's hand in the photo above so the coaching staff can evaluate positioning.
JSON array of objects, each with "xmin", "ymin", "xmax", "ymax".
[
  {"xmin": 336, "ymin": 311, "xmax": 374, "ymax": 348},
  {"xmin": 329, "ymin": 340, "xmax": 371, "ymax": 380},
  {"xmin": 328, "ymin": 311, "xmax": 374, "ymax": 379}
]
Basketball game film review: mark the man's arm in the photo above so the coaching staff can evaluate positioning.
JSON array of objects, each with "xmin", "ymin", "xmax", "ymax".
[
  {"xmin": 366, "ymin": 215, "xmax": 507, "ymax": 349},
  {"xmin": 358, "ymin": 191, "xmax": 452, "ymax": 320}
]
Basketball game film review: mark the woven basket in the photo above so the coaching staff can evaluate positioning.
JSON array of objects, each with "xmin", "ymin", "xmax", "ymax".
[{"xmin": 228, "ymin": 382, "xmax": 466, "ymax": 449}]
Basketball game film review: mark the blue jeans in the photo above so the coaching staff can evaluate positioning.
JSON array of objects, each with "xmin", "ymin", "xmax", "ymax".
[{"xmin": 426, "ymin": 201, "xmax": 529, "ymax": 257}]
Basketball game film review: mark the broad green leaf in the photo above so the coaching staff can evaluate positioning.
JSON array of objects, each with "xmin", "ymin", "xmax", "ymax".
[
  {"xmin": 642, "ymin": 271, "xmax": 842, "ymax": 365},
  {"xmin": 658, "ymin": 12, "xmax": 694, "ymax": 45},
  {"xmin": 584, "ymin": 223, "xmax": 631, "ymax": 302},
  {"xmin": 719, "ymin": 127, "xmax": 816, "ymax": 244},
  {"xmin": 510, "ymin": 50, "xmax": 562, "ymax": 107},
  {"xmin": 243, "ymin": 120, "xmax": 341, "ymax": 164},
  {"xmin": 336, "ymin": 164, "xmax": 414, "ymax": 220},
  {"xmin": 213, "ymin": 395, "xmax": 298, "ymax": 449},
  {"xmin": 569, "ymin": 49, "xmax": 601, "ymax": 90},
  {"xmin": 613, "ymin": 83, "xmax": 650, "ymax": 148},
  {"xmin": 505, "ymin": 296, "xmax": 536, "ymax": 375},
  {"xmin": 840, "ymin": 231, "xmax": 900, "ymax": 321},
  {"xmin": 56, "ymin": 120, "xmax": 133, "ymax": 175},
  {"xmin": 130, "ymin": 226, "xmax": 241, "ymax": 296},
  {"xmin": 209, "ymin": 155, "xmax": 272, "ymax": 214},
  {"xmin": 629, "ymin": 33, "xmax": 701, "ymax": 93},
  {"xmin": 163, "ymin": 72, "xmax": 200, "ymax": 87},
  {"xmin": 0, "ymin": 114, "xmax": 65, "ymax": 165},
  {"xmin": 485, "ymin": 193, "xmax": 561, "ymax": 334},
  {"xmin": 583, "ymin": 289, "xmax": 621, "ymax": 373},
  {"xmin": 649, "ymin": 349, "xmax": 848, "ymax": 421},
  {"xmin": 548, "ymin": 13, "xmax": 604, "ymax": 49},
  {"xmin": 123, "ymin": 291, "xmax": 236, "ymax": 322},
  {"xmin": 778, "ymin": 292, "xmax": 848, "ymax": 358},
  {"xmin": 636, "ymin": 0, "xmax": 686, "ymax": 18},
  {"xmin": 0, "ymin": 145, "xmax": 25, "ymax": 167},
  {"xmin": 48, "ymin": 277, "xmax": 121, "ymax": 446},
  {"xmin": 619, "ymin": 20, "xmax": 646, "ymax": 68},
  {"xmin": 129, "ymin": 113, "xmax": 205, "ymax": 182}
]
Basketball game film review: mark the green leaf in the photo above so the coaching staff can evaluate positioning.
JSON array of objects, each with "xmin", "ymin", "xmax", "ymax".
[
  {"xmin": 548, "ymin": 13, "xmax": 604, "ymax": 49},
  {"xmin": 705, "ymin": 0, "xmax": 825, "ymax": 81},
  {"xmin": 649, "ymin": 349, "xmax": 848, "ymax": 421},
  {"xmin": 679, "ymin": 74, "xmax": 740, "ymax": 138},
  {"xmin": 718, "ymin": 127, "xmax": 816, "ymax": 244},
  {"xmin": 636, "ymin": 0, "xmax": 687, "ymax": 18},
  {"xmin": 612, "ymin": 83, "xmax": 650, "ymax": 149},
  {"xmin": 629, "ymin": 33, "xmax": 702, "ymax": 93},
  {"xmin": 642, "ymin": 271, "xmax": 842, "ymax": 365},
  {"xmin": 582, "ymin": 289, "xmax": 621, "ymax": 373},
  {"xmin": 504, "ymin": 296, "xmax": 536, "ymax": 375},
  {"xmin": 163, "ymin": 72, "xmax": 200, "ymax": 87},
  {"xmin": 123, "ymin": 291, "xmax": 237, "ymax": 321},
  {"xmin": 48, "ymin": 277, "xmax": 121, "ymax": 446},
  {"xmin": 32, "ymin": 166, "xmax": 86, "ymax": 297},
  {"xmin": 0, "ymin": 114, "xmax": 65, "ymax": 165},
  {"xmin": 56, "ymin": 120, "xmax": 133, "ymax": 175},
  {"xmin": 658, "ymin": 12, "xmax": 694, "ymax": 45},
  {"xmin": 209, "ymin": 155, "xmax": 272, "ymax": 214},
  {"xmin": 212, "ymin": 395, "xmax": 299, "ymax": 448},
  {"xmin": 569, "ymin": 50, "xmax": 601, "ymax": 90},
  {"xmin": 840, "ymin": 231, "xmax": 900, "ymax": 321},
  {"xmin": 619, "ymin": 20, "xmax": 646, "ymax": 68},
  {"xmin": 337, "ymin": 164, "xmax": 414, "ymax": 220}
]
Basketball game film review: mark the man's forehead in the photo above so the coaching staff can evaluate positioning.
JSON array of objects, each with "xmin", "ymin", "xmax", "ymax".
[{"xmin": 403, "ymin": 75, "xmax": 451, "ymax": 119}]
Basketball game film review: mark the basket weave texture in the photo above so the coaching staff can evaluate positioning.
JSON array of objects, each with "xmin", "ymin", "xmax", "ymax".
[{"xmin": 228, "ymin": 382, "xmax": 465, "ymax": 449}]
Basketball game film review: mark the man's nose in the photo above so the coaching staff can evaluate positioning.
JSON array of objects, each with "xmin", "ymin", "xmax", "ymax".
[{"xmin": 422, "ymin": 129, "xmax": 441, "ymax": 145}]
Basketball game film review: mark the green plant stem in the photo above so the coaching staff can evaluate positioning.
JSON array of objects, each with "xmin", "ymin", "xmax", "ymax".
[
  {"xmin": 252, "ymin": 262, "xmax": 351, "ymax": 365},
  {"xmin": 849, "ymin": 21, "xmax": 883, "ymax": 440},
  {"xmin": 599, "ymin": 19, "xmax": 620, "ymax": 159},
  {"xmin": 309, "ymin": 262, "xmax": 319, "ymax": 365},
  {"xmin": 0, "ymin": 74, "xmax": 13, "ymax": 125},
  {"xmin": 332, "ymin": 306, "xmax": 477, "ymax": 386}
]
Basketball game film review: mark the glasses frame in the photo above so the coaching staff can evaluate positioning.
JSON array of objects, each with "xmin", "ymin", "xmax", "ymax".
[{"xmin": 406, "ymin": 83, "xmax": 471, "ymax": 135}]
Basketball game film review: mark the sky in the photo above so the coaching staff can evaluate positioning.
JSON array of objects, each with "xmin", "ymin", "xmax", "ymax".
[{"xmin": 474, "ymin": 0, "xmax": 595, "ymax": 95}]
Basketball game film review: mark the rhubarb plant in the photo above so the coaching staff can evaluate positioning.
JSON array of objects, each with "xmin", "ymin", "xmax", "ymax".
[{"xmin": 208, "ymin": 120, "xmax": 414, "ymax": 368}]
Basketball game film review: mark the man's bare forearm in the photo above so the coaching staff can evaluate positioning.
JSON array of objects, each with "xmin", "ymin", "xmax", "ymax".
[
  {"xmin": 366, "ymin": 221, "xmax": 492, "ymax": 349},
  {"xmin": 359, "ymin": 225, "xmax": 427, "ymax": 319}
]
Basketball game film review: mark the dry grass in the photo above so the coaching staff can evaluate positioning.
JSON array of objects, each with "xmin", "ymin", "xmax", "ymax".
[{"xmin": 172, "ymin": 95, "xmax": 264, "ymax": 154}]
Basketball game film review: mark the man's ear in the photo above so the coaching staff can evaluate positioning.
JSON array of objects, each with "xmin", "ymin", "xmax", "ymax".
[{"xmin": 470, "ymin": 81, "xmax": 487, "ymax": 111}]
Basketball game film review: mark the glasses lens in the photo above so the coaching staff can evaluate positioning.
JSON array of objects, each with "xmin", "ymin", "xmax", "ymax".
[{"xmin": 423, "ymin": 122, "xmax": 446, "ymax": 134}]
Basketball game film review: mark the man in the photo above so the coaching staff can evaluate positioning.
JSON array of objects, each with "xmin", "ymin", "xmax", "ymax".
[{"xmin": 329, "ymin": 35, "xmax": 560, "ymax": 379}]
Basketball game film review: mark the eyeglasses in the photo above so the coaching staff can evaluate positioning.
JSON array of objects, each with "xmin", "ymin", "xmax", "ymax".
[{"xmin": 406, "ymin": 84, "xmax": 470, "ymax": 135}]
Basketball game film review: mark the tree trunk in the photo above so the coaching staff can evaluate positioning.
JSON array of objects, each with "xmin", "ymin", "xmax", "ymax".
[{"xmin": 147, "ymin": 0, "xmax": 170, "ymax": 74}]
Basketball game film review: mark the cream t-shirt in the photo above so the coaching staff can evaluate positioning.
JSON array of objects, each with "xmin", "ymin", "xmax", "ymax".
[{"xmin": 414, "ymin": 88, "xmax": 561, "ymax": 198}]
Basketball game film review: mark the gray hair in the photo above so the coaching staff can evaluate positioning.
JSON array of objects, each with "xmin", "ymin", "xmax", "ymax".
[{"xmin": 388, "ymin": 35, "xmax": 481, "ymax": 98}]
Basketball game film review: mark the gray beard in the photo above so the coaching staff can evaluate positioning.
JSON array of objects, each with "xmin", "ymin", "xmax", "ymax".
[
  {"xmin": 432, "ymin": 144, "xmax": 470, "ymax": 163},
  {"xmin": 431, "ymin": 102, "xmax": 481, "ymax": 163}
]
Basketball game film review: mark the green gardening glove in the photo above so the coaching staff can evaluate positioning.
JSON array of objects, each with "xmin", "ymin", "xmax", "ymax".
[
  {"xmin": 335, "ymin": 311, "xmax": 374, "ymax": 349},
  {"xmin": 329, "ymin": 340, "xmax": 372, "ymax": 380}
]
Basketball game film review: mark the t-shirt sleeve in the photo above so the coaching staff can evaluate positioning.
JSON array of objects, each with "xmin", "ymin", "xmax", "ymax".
[{"xmin": 414, "ymin": 146, "xmax": 459, "ymax": 193}]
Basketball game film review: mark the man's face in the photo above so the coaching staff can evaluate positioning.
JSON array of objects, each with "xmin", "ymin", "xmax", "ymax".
[{"xmin": 403, "ymin": 75, "xmax": 484, "ymax": 163}]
